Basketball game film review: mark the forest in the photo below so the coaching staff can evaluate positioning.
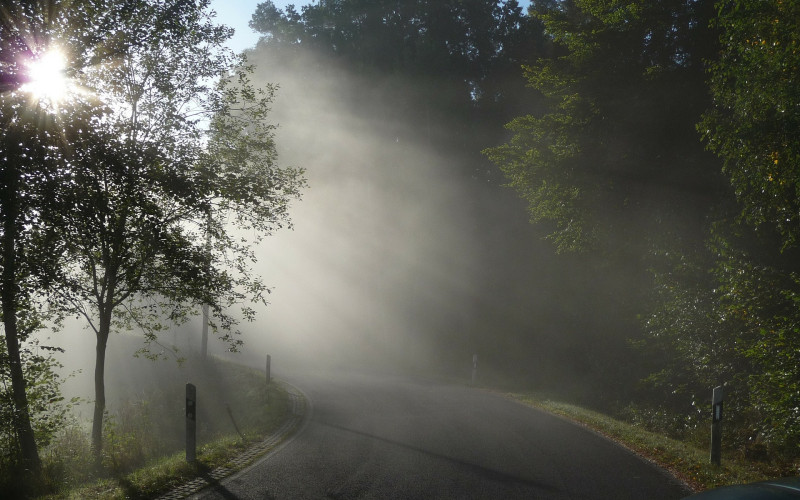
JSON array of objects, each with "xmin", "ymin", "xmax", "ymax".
[
  {"xmin": 2, "ymin": 0, "xmax": 799, "ymax": 495},
  {"xmin": 244, "ymin": 0, "xmax": 800, "ymax": 459}
]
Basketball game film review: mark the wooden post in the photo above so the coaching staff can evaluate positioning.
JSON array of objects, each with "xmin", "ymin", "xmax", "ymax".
[
  {"xmin": 710, "ymin": 385, "xmax": 723, "ymax": 465},
  {"xmin": 186, "ymin": 383, "xmax": 196, "ymax": 462}
]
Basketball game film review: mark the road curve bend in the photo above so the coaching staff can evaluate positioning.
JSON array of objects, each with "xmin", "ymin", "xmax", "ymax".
[{"xmin": 191, "ymin": 370, "xmax": 691, "ymax": 500}]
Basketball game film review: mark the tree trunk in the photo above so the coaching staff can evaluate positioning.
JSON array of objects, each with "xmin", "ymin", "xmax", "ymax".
[
  {"xmin": 1, "ymin": 313, "xmax": 42, "ymax": 477},
  {"xmin": 201, "ymin": 303, "xmax": 209, "ymax": 359},
  {"xmin": 91, "ymin": 309, "xmax": 112, "ymax": 469},
  {"xmin": 1, "ymin": 157, "xmax": 42, "ymax": 483}
]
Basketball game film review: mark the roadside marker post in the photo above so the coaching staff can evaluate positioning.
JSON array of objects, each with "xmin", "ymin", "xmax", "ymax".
[
  {"xmin": 710, "ymin": 385, "xmax": 723, "ymax": 465},
  {"xmin": 472, "ymin": 354, "xmax": 478, "ymax": 386},
  {"xmin": 186, "ymin": 383, "xmax": 197, "ymax": 463}
]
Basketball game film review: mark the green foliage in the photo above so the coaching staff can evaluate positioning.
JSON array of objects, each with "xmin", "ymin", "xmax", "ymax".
[
  {"xmin": 0, "ymin": 338, "xmax": 71, "ymax": 493},
  {"xmin": 1, "ymin": 0, "xmax": 303, "ymax": 484},
  {"xmin": 48, "ymin": 0, "xmax": 305, "ymax": 348},
  {"xmin": 101, "ymin": 404, "xmax": 159, "ymax": 474},
  {"xmin": 643, "ymin": 218, "xmax": 800, "ymax": 455},
  {"xmin": 3, "ymin": 0, "xmax": 306, "ymax": 465},
  {"xmin": 487, "ymin": 0, "xmax": 800, "ymax": 461},
  {"xmin": 709, "ymin": 225, "xmax": 800, "ymax": 452},
  {"xmin": 485, "ymin": 0, "xmax": 720, "ymax": 253},
  {"xmin": 699, "ymin": 0, "xmax": 800, "ymax": 249},
  {"xmin": 0, "ymin": 0, "xmax": 104, "ymax": 477},
  {"xmin": 41, "ymin": 424, "xmax": 94, "ymax": 491}
]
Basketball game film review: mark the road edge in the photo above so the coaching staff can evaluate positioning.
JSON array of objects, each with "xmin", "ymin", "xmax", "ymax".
[
  {"xmin": 497, "ymin": 390, "xmax": 695, "ymax": 495},
  {"xmin": 158, "ymin": 380, "xmax": 311, "ymax": 500}
]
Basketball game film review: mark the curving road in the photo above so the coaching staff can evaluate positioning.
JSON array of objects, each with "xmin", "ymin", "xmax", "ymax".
[{"xmin": 192, "ymin": 371, "xmax": 691, "ymax": 499}]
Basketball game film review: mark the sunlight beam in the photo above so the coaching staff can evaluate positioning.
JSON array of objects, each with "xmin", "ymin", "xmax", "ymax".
[{"xmin": 21, "ymin": 48, "xmax": 70, "ymax": 105}]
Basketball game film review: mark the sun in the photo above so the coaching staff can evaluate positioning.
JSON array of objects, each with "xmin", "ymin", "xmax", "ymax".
[{"xmin": 21, "ymin": 48, "xmax": 70, "ymax": 105}]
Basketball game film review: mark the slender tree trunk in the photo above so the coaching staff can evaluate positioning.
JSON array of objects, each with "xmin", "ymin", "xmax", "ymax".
[
  {"xmin": 201, "ymin": 303, "xmax": 209, "ymax": 359},
  {"xmin": 1, "ymin": 158, "xmax": 42, "ymax": 483},
  {"xmin": 91, "ymin": 307, "xmax": 112, "ymax": 469},
  {"xmin": 201, "ymin": 213, "xmax": 211, "ymax": 359}
]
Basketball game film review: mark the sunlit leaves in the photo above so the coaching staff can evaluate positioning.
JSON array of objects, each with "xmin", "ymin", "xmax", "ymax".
[
  {"xmin": 699, "ymin": 0, "xmax": 800, "ymax": 250},
  {"xmin": 0, "ymin": 339, "xmax": 71, "ymax": 452}
]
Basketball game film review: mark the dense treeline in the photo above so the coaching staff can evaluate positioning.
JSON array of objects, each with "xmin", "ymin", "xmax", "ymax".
[{"xmin": 251, "ymin": 0, "xmax": 800, "ymax": 460}]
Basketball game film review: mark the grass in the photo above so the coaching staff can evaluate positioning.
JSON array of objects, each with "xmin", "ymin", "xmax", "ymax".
[
  {"xmin": 506, "ymin": 392, "xmax": 799, "ymax": 493},
  {"xmin": 36, "ymin": 356, "xmax": 296, "ymax": 499},
  {"xmin": 48, "ymin": 434, "xmax": 262, "ymax": 499}
]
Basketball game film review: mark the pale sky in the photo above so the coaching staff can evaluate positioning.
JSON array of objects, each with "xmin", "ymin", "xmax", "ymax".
[{"xmin": 209, "ymin": 0, "xmax": 533, "ymax": 54}]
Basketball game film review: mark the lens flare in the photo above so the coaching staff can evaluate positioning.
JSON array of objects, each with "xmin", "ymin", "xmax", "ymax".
[{"xmin": 22, "ymin": 48, "xmax": 70, "ymax": 104}]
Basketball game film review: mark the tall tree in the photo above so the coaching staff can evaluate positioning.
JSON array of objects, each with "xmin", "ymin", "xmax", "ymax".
[
  {"xmin": 0, "ymin": 0, "xmax": 112, "ymax": 483},
  {"xmin": 695, "ymin": 0, "xmax": 800, "ymax": 451},
  {"xmin": 484, "ymin": 0, "xmax": 722, "ymax": 253},
  {"xmin": 0, "ymin": 99, "xmax": 49, "ymax": 483},
  {"xmin": 44, "ymin": 0, "xmax": 304, "ymax": 465},
  {"xmin": 481, "ymin": 0, "xmax": 734, "ymax": 406},
  {"xmin": 250, "ymin": 0, "xmax": 542, "ymax": 175}
]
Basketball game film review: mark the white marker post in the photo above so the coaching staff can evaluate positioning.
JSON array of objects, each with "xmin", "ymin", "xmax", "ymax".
[
  {"xmin": 472, "ymin": 354, "xmax": 478, "ymax": 386},
  {"xmin": 710, "ymin": 385, "xmax": 723, "ymax": 465}
]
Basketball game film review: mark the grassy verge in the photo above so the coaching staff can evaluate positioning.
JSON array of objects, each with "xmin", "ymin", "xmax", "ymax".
[
  {"xmin": 39, "ymin": 357, "xmax": 294, "ymax": 499},
  {"xmin": 506, "ymin": 392, "xmax": 797, "ymax": 493},
  {"xmin": 47, "ymin": 431, "xmax": 273, "ymax": 499}
]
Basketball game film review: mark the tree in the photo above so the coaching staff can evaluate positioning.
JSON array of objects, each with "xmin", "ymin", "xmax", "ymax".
[
  {"xmin": 0, "ymin": 0, "xmax": 107, "ymax": 483},
  {"xmin": 249, "ymin": 0, "xmax": 543, "ymax": 178},
  {"xmin": 694, "ymin": 0, "xmax": 800, "ymax": 452},
  {"xmin": 699, "ymin": 0, "xmax": 800, "ymax": 250},
  {"xmin": 484, "ymin": 0, "xmax": 722, "ymax": 253},
  {"xmin": 0, "ymin": 111, "xmax": 51, "ymax": 482},
  {"xmin": 480, "ymin": 0, "xmax": 745, "ymax": 411},
  {"xmin": 44, "ymin": 0, "xmax": 303, "ymax": 465},
  {"xmin": 1, "ymin": 0, "xmax": 205, "ymax": 479}
]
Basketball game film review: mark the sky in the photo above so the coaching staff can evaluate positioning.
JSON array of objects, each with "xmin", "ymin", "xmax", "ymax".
[
  {"xmin": 209, "ymin": 0, "xmax": 533, "ymax": 54},
  {"xmin": 208, "ymin": 0, "xmax": 275, "ymax": 53}
]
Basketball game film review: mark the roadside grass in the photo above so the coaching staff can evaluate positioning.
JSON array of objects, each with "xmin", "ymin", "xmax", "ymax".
[
  {"xmin": 38, "ymin": 357, "xmax": 292, "ymax": 499},
  {"xmin": 48, "ymin": 434, "xmax": 262, "ymax": 500},
  {"xmin": 507, "ymin": 392, "xmax": 799, "ymax": 493}
]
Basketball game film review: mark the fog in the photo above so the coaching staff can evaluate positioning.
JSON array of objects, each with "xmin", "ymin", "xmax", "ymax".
[
  {"xmin": 47, "ymin": 41, "xmax": 639, "ymax": 411},
  {"xmin": 228, "ymin": 45, "xmax": 596, "ymax": 382},
  {"xmin": 234, "ymin": 47, "xmax": 487, "ymax": 374}
]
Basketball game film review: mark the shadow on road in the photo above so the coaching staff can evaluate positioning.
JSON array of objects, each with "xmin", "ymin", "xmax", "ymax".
[
  {"xmin": 196, "ymin": 464, "xmax": 242, "ymax": 500},
  {"xmin": 316, "ymin": 420, "xmax": 558, "ymax": 494}
]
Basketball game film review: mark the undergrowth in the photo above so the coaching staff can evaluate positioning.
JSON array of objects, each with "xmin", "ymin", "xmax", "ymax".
[{"xmin": 33, "ymin": 356, "xmax": 291, "ymax": 499}]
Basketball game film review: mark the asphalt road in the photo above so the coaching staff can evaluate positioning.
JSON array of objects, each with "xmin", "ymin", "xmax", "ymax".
[{"xmin": 192, "ymin": 371, "xmax": 691, "ymax": 499}]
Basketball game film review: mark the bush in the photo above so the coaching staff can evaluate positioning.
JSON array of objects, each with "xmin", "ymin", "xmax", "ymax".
[{"xmin": 0, "ymin": 337, "xmax": 70, "ymax": 495}]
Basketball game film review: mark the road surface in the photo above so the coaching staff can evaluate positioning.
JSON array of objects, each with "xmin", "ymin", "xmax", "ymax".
[{"xmin": 192, "ymin": 371, "xmax": 691, "ymax": 499}]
